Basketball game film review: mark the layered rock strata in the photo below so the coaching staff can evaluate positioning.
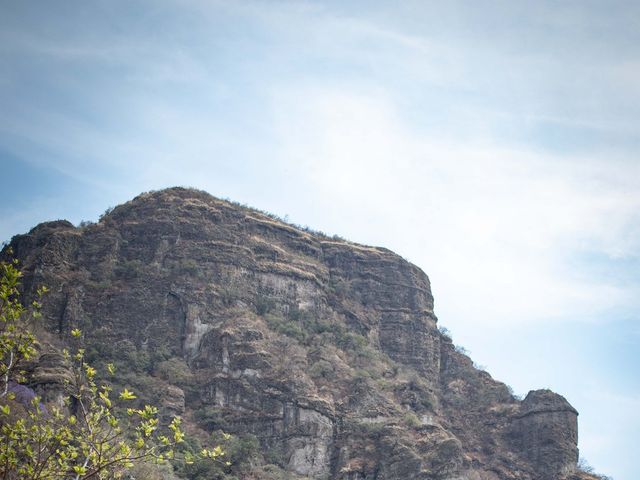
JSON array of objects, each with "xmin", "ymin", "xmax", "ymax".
[{"xmin": 4, "ymin": 188, "xmax": 592, "ymax": 480}]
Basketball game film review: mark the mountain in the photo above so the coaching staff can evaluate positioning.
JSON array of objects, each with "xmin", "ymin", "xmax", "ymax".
[{"xmin": 3, "ymin": 187, "xmax": 603, "ymax": 480}]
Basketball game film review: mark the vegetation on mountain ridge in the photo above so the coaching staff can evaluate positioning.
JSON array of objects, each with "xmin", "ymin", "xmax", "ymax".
[{"xmin": 0, "ymin": 256, "xmax": 229, "ymax": 479}]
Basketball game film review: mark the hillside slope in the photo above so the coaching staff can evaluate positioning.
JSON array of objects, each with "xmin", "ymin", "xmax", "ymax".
[{"xmin": 4, "ymin": 188, "xmax": 599, "ymax": 480}]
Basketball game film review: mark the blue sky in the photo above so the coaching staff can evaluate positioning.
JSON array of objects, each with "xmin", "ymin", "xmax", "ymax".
[{"xmin": 1, "ymin": 1, "xmax": 639, "ymax": 478}]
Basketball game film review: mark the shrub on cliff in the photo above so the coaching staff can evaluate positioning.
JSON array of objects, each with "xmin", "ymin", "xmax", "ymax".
[{"xmin": 0, "ymin": 257, "xmax": 226, "ymax": 479}]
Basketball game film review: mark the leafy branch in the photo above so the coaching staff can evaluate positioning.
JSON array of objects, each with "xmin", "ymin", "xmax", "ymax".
[{"xmin": 0, "ymin": 257, "xmax": 228, "ymax": 479}]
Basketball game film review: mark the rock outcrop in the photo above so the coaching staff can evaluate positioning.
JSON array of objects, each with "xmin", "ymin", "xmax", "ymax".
[
  {"xmin": 2, "ymin": 187, "xmax": 596, "ymax": 480},
  {"xmin": 511, "ymin": 390, "xmax": 579, "ymax": 480}
]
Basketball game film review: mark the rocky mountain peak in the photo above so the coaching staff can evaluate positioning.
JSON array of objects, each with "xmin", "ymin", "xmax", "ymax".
[{"xmin": 3, "ymin": 187, "xmax": 600, "ymax": 480}]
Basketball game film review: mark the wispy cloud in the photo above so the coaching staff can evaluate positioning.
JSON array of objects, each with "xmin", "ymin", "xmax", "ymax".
[
  {"xmin": 271, "ymin": 84, "xmax": 640, "ymax": 323},
  {"xmin": 1, "ymin": 2, "xmax": 638, "ymax": 477}
]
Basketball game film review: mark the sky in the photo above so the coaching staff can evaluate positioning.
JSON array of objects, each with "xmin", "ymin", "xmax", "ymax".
[{"xmin": 1, "ymin": 1, "xmax": 639, "ymax": 478}]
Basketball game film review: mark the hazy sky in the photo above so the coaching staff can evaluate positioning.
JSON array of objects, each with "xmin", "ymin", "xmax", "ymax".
[{"xmin": 1, "ymin": 1, "xmax": 639, "ymax": 478}]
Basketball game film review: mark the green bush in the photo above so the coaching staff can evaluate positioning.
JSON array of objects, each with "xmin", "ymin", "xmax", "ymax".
[
  {"xmin": 155, "ymin": 357, "xmax": 194, "ymax": 386},
  {"xmin": 255, "ymin": 294, "xmax": 276, "ymax": 315},
  {"xmin": 194, "ymin": 406, "xmax": 225, "ymax": 430},
  {"xmin": 173, "ymin": 431, "xmax": 263, "ymax": 480},
  {"xmin": 308, "ymin": 359, "xmax": 334, "ymax": 379},
  {"xmin": 334, "ymin": 330, "xmax": 368, "ymax": 351},
  {"xmin": 402, "ymin": 411, "xmax": 422, "ymax": 428},
  {"xmin": 264, "ymin": 312, "xmax": 307, "ymax": 344}
]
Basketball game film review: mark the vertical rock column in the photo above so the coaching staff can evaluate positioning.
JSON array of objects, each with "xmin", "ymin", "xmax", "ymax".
[{"xmin": 511, "ymin": 389, "xmax": 579, "ymax": 480}]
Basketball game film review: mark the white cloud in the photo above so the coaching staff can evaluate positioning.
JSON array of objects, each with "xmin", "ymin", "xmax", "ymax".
[
  {"xmin": 577, "ymin": 388, "xmax": 640, "ymax": 479},
  {"xmin": 271, "ymin": 84, "xmax": 640, "ymax": 328},
  {"xmin": 3, "ymin": 0, "xmax": 638, "ymax": 330}
]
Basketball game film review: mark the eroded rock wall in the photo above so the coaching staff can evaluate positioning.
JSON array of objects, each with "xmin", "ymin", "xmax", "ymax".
[{"xmin": 3, "ymin": 188, "xmax": 591, "ymax": 480}]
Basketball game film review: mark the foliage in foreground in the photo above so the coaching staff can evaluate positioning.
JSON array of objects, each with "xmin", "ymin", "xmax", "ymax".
[{"xmin": 0, "ymin": 257, "xmax": 225, "ymax": 479}]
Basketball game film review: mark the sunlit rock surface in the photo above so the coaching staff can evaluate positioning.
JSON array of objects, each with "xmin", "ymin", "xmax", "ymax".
[{"xmin": 4, "ymin": 187, "xmax": 599, "ymax": 480}]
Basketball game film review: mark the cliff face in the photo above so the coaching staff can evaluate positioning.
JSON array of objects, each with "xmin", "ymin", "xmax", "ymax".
[{"xmin": 4, "ymin": 188, "xmax": 591, "ymax": 480}]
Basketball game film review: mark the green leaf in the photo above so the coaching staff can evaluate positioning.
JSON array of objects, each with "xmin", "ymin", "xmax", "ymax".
[{"xmin": 119, "ymin": 388, "xmax": 137, "ymax": 400}]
